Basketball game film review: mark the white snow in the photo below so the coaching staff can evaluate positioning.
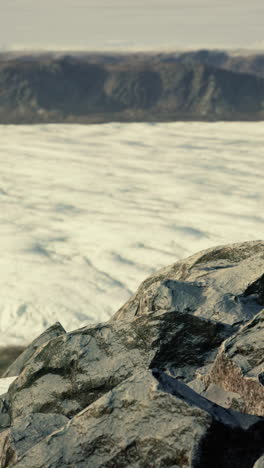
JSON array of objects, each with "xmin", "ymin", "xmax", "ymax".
[
  {"xmin": 0, "ymin": 122, "xmax": 263, "ymax": 346},
  {"xmin": 0, "ymin": 376, "xmax": 17, "ymax": 395}
]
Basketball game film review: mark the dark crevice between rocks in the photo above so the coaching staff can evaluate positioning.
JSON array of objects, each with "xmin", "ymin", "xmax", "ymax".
[
  {"xmin": 242, "ymin": 274, "xmax": 264, "ymax": 305},
  {"xmin": 258, "ymin": 373, "xmax": 264, "ymax": 386},
  {"xmin": 193, "ymin": 420, "xmax": 264, "ymax": 468},
  {"xmin": 153, "ymin": 369, "xmax": 264, "ymax": 468}
]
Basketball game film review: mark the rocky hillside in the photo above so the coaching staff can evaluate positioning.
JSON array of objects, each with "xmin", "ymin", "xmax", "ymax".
[
  {"xmin": 0, "ymin": 240, "xmax": 264, "ymax": 467},
  {"xmin": 0, "ymin": 54, "xmax": 264, "ymax": 123},
  {"xmin": 162, "ymin": 50, "xmax": 264, "ymax": 80}
]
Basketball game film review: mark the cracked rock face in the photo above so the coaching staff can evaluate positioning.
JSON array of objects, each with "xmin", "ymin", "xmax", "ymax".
[
  {"xmin": 2, "ymin": 322, "xmax": 66, "ymax": 379},
  {"xmin": 202, "ymin": 309, "xmax": 264, "ymax": 415},
  {"xmin": 9, "ymin": 371, "xmax": 264, "ymax": 468},
  {"xmin": 0, "ymin": 240, "xmax": 264, "ymax": 467},
  {"xmin": 7, "ymin": 311, "xmax": 231, "ymax": 422},
  {"xmin": 0, "ymin": 413, "xmax": 69, "ymax": 466},
  {"xmin": 113, "ymin": 240, "xmax": 264, "ymax": 325}
]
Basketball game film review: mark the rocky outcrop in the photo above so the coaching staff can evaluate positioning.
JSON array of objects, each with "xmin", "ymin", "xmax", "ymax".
[
  {"xmin": 113, "ymin": 240, "xmax": 264, "ymax": 324},
  {"xmin": 3, "ymin": 322, "xmax": 66, "ymax": 378},
  {"xmin": 0, "ymin": 413, "xmax": 68, "ymax": 466},
  {"xmin": 0, "ymin": 240, "xmax": 264, "ymax": 467},
  {"xmin": 164, "ymin": 50, "xmax": 264, "ymax": 80},
  {"xmin": 202, "ymin": 309, "xmax": 264, "ymax": 415},
  {"xmin": 6, "ymin": 371, "xmax": 264, "ymax": 468},
  {"xmin": 6, "ymin": 310, "xmax": 232, "ymax": 422}
]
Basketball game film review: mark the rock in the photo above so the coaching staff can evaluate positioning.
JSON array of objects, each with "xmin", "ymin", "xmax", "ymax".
[
  {"xmin": 0, "ymin": 395, "xmax": 10, "ymax": 433},
  {"xmin": 8, "ymin": 310, "xmax": 232, "ymax": 421},
  {"xmin": 11, "ymin": 370, "xmax": 264, "ymax": 468},
  {"xmin": 243, "ymin": 273, "xmax": 264, "ymax": 305},
  {"xmin": 200, "ymin": 383, "xmax": 244, "ymax": 411},
  {"xmin": 3, "ymin": 322, "xmax": 66, "ymax": 378},
  {"xmin": 0, "ymin": 430, "xmax": 12, "ymax": 467},
  {"xmin": 203, "ymin": 309, "xmax": 264, "ymax": 415},
  {"xmin": 254, "ymin": 455, "xmax": 264, "ymax": 468},
  {"xmin": 0, "ymin": 240, "xmax": 264, "ymax": 467},
  {"xmin": 113, "ymin": 240, "xmax": 264, "ymax": 325},
  {"xmin": 0, "ymin": 413, "xmax": 69, "ymax": 465},
  {"xmin": 8, "ymin": 320, "xmax": 151, "ymax": 420}
]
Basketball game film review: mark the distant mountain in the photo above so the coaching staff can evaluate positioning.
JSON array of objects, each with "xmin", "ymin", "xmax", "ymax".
[
  {"xmin": 0, "ymin": 53, "xmax": 263, "ymax": 123},
  {"xmin": 167, "ymin": 49, "xmax": 264, "ymax": 79}
]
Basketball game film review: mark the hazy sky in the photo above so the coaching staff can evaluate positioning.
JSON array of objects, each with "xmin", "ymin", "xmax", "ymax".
[{"xmin": 1, "ymin": 0, "xmax": 264, "ymax": 51}]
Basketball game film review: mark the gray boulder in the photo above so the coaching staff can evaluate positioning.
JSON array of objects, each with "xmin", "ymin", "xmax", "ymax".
[
  {"xmin": 113, "ymin": 240, "xmax": 264, "ymax": 325},
  {"xmin": 203, "ymin": 309, "xmax": 264, "ymax": 415},
  {"xmin": 3, "ymin": 322, "xmax": 66, "ymax": 378},
  {"xmin": 0, "ymin": 413, "xmax": 68, "ymax": 466},
  {"xmin": 8, "ymin": 310, "xmax": 232, "ymax": 421},
  {"xmin": 11, "ymin": 370, "xmax": 264, "ymax": 468},
  {"xmin": 1, "ymin": 240, "xmax": 264, "ymax": 467}
]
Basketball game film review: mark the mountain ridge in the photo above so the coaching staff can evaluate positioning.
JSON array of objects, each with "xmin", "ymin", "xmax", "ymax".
[{"xmin": 0, "ymin": 53, "xmax": 264, "ymax": 123}]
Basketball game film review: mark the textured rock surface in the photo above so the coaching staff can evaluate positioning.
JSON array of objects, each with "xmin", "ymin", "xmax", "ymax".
[
  {"xmin": 0, "ymin": 241, "xmax": 264, "ymax": 467},
  {"xmin": 203, "ymin": 309, "xmax": 264, "ymax": 415},
  {"xmin": 7, "ymin": 310, "xmax": 232, "ymax": 421},
  {"xmin": 3, "ymin": 322, "xmax": 66, "ymax": 378},
  {"xmin": 0, "ymin": 413, "xmax": 68, "ymax": 466},
  {"xmin": 10, "ymin": 371, "xmax": 264, "ymax": 468},
  {"xmin": 113, "ymin": 240, "xmax": 264, "ymax": 325}
]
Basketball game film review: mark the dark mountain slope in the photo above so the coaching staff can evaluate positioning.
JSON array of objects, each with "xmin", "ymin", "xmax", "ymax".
[
  {"xmin": 174, "ymin": 50, "xmax": 264, "ymax": 79},
  {"xmin": 0, "ymin": 56, "xmax": 263, "ymax": 123}
]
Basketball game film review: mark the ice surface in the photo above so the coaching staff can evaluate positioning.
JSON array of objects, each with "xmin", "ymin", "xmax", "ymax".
[{"xmin": 0, "ymin": 122, "xmax": 263, "ymax": 345}]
